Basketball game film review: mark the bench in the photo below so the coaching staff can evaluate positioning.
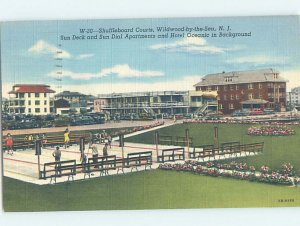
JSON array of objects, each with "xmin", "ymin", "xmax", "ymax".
[
  {"xmin": 189, "ymin": 145, "xmax": 215, "ymax": 160},
  {"xmin": 174, "ymin": 136, "xmax": 193, "ymax": 146},
  {"xmin": 117, "ymin": 151, "xmax": 152, "ymax": 173},
  {"xmin": 85, "ymin": 155, "xmax": 117, "ymax": 178},
  {"xmin": 220, "ymin": 141, "xmax": 241, "ymax": 157},
  {"xmin": 158, "ymin": 135, "xmax": 173, "ymax": 145},
  {"xmin": 40, "ymin": 159, "xmax": 77, "ymax": 184},
  {"xmin": 157, "ymin": 148, "xmax": 185, "ymax": 163},
  {"xmin": 240, "ymin": 142, "xmax": 264, "ymax": 155}
]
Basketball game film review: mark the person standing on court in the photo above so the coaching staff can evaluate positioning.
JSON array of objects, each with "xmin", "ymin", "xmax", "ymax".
[
  {"xmin": 91, "ymin": 143, "xmax": 99, "ymax": 168},
  {"xmin": 52, "ymin": 146, "xmax": 61, "ymax": 162},
  {"xmin": 64, "ymin": 128, "xmax": 70, "ymax": 148},
  {"xmin": 53, "ymin": 146, "xmax": 62, "ymax": 175},
  {"xmin": 107, "ymin": 135, "xmax": 112, "ymax": 149},
  {"xmin": 6, "ymin": 133, "xmax": 14, "ymax": 155},
  {"xmin": 103, "ymin": 143, "xmax": 108, "ymax": 157}
]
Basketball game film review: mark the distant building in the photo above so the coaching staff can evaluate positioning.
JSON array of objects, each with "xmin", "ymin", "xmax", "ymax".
[
  {"xmin": 55, "ymin": 91, "xmax": 95, "ymax": 114},
  {"xmin": 94, "ymin": 90, "xmax": 218, "ymax": 116},
  {"xmin": 2, "ymin": 97, "xmax": 9, "ymax": 112},
  {"xmin": 289, "ymin": 87, "xmax": 300, "ymax": 107},
  {"xmin": 194, "ymin": 69, "xmax": 287, "ymax": 114},
  {"xmin": 54, "ymin": 99, "xmax": 70, "ymax": 115},
  {"xmin": 54, "ymin": 91, "xmax": 86, "ymax": 102},
  {"xmin": 8, "ymin": 84, "xmax": 55, "ymax": 115}
]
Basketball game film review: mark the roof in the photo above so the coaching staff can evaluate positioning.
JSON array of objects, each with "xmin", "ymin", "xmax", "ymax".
[
  {"xmin": 55, "ymin": 91, "xmax": 86, "ymax": 98},
  {"xmin": 54, "ymin": 99, "xmax": 70, "ymax": 108},
  {"xmin": 240, "ymin": 99, "xmax": 268, "ymax": 104},
  {"xmin": 194, "ymin": 69, "xmax": 287, "ymax": 87},
  {"xmin": 9, "ymin": 84, "xmax": 55, "ymax": 94}
]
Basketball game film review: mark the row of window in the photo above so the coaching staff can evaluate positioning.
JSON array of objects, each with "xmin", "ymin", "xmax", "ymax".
[
  {"xmin": 199, "ymin": 83, "xmax": 285, "ymax": 92},
  {"xmin": 16, "ymin": 93, "xmax": 48, "ymax": 98},
  {"xmin": 223, "ymin": 93, "xmax": 259, "ymax": 100},
  {"xmin": 28, "ymin": 108, "xmax": 48, "ymax": 113},
  {"xmin": 28, "ymin": 100, "xmax": 48, "ymax": 105},
  {"xmin": 219, "ymin": 104, "xmax": 234, "ymax": 110}
]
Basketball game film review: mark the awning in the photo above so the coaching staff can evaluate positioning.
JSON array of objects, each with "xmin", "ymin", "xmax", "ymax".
[{"xmin": 240, "ymin": 99, "xmax": 268, "ymax": 105}]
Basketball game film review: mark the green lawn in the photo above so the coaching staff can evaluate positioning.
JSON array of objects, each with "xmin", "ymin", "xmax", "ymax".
[
  {"xmin": 3, "ymin": 123, "xmax": 300, "ymax": 211},
  {"xmin": 126, "ymin": 123, "xmax": 300, "ymax": 174},
  {"xmin": 3, "ymin": 170, "xmax": 300, "ymax": 212}
]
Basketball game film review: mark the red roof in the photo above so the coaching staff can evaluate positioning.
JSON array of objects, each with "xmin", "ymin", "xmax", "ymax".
[{"xmin": 9, "ymin": 84, "xmax": 55, "ymax": 94}]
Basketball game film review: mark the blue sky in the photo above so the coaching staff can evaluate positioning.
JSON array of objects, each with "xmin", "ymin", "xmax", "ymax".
[{"xmin": 1, "ymin": 16, "xmax": 300, "ymax": 97}]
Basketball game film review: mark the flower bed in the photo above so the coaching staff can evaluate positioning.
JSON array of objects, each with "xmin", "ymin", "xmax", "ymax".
[
  {"xmin": 183, "ymin": 119, "xmax": 300, "ymax": 126},
  {"xmin": 247, "ymin": 126, "xmax": 295, "ymax": 136},
  {"xmin": 158, "ymin": 161, "xmax": 298, "ymax": 186}
]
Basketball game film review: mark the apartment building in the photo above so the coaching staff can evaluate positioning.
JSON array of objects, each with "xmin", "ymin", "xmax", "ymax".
[{"xmin": 8, "ymin": 84, "xmax": 55, "ymax": 115}]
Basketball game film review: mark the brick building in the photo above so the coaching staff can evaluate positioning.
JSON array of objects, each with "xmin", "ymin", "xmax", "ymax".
[{"xmin": 194, "ymin": 69, "xmax": 287, "ymax": 114}]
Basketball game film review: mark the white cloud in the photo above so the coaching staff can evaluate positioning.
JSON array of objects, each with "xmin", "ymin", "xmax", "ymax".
[
  {"xmin": 1, "ymin": 75, "xmax": 200, "ymax": 98},
  {"xmin": 281, "ymin": 69, "xmax": 300, "ymax": 91},
  {"xmin": 51, "ymin": 75, "xmax": 202, "ymax": 96},
  {"xmin": 28, "ymin": 40, "xmax": 71, "ymax": 59},
  {"xmin": 150, "ymin": 37, "xmax": 228, "ymax": 54},
  {"xmin": 226, "ymin": 55, "xmax": 289, "ymax": 65},
  {"xmin": 99, "ymin": 64, "xmax": 163, "ymax": 78},
  {"xmin": 48, "ymin": 64, "xmax": 164, "ymax": 80},
  {"xmin": 76, "ymin": 54, "xmax": 95, "ymax": 60}
]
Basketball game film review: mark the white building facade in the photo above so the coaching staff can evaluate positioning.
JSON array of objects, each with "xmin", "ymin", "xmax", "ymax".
[
  {"xmin": 8, "ymin": 84, "xmax": 55, "ymax": 115},
  {"xmin": 289, "ymin": 87, "xmax": 300, "ymax": 106}
]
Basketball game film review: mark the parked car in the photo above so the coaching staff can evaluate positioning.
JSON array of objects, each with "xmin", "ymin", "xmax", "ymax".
[
  {"xmin": 232, "ymin": 110, "xmax": 250, "ymax": 117},
  {"xmin": 250, "ymin": 109, "xmax": 265, "ymax": 115}
]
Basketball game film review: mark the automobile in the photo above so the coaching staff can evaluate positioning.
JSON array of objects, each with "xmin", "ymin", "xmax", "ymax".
[
  {"xmin": 250, "ymin": 109, "xmax": 265, "ymax": 115},
  {"xmin": 232, "ymin": 110, "xmax": 250, "ymax": 117},
  {"xmin": 264, "ymin": 109, "xmax": 275, "ymax": 115}
]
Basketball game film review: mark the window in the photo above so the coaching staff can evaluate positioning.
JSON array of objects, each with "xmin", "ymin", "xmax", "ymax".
[
  {"xmin": 236, "ymin": 95, "xmax": 239, "ymax": 100},
  {"xmin": 28, "ymin": 93, "xmax": 31, "ymax": 97},
  {"xmin": 267, "ymin": 83, "xmax": 274, "ymax": 88},
  {"xmin": 230, "ymin": 94, "xmax": 234, "ymax": 100},
  {"xmin": 229, "ymin": 103, "xmax": 234, "ymax": 109},
  {"xmin": 225, "ymin": 77, "xmax": 233, "ymax": 82},
  {"xmin": 259, "ymin": 83, "xmax": 262, "ymax": 89},
  {"xmin": 224, "ymin": 86, "xmax": 227, "ymax": 91},
  {"xmin": 28, "ymin": 108, "xmax": 31, "ymax": 113},
  {"xmin": 219, "ymin": 104, "xmax": 223, "ymax": 109},
  {"xmin": 44, "ymin": 100, "xmax": 47, "ymax": 105},
  {"xmin": 207, "ymin": 86, "xmax": 211, "ymax": 91},
  {"xmin": 35, "ymin": 108, "xmax": 40, "ymax": 113},
  {"xmin": 236, "ymin": 85, "xmax": 239, "ymax": 90},
  {"xmin": 44, "ymin": 93, "xmax": 47, "ymax": 97},
  {"xmin": 19, "ymin": 93, "xmax": 25, "ymax": 98},
  {"xmin": 223, "ymin": 95, "xmax": 227, "ymax": 100},
  {"xmin": 35, "ymin": 93, "xmax": 40, "ymax": 98},
  {"xmin": 248, "ymin": 83, "xmax": 253, "ymax": 89},
  {"xmin": 35, "ymin": 100, "xmax": 40, "ymax": 105},
  {"xmin": 230, "ymin": 85, "xmax": 234, "ymax": 91},
  {"xmin": 248, "ymin": 93, "xmax": 253, "ymax": 99},
  {"xmin": 215, "ymin": 86, "xmax": 219, "ymax": 91},
  {"xmin": 259, "ymin": 94, "xmax": 262, "ymax": 99},
  {"xmin": 44, "ymin": 108, "xmax": 47, "ymax": 112},
  {"xmin": 28, "ymin": 100, "xmax": 31, "ymax": 105}
]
